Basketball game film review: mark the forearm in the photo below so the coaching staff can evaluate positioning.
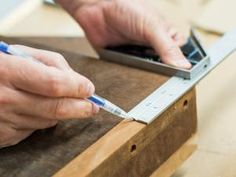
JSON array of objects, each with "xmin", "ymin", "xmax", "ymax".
[{"xmin": 56, "ymin": 0, "xmax": 99, "ymax": 16}]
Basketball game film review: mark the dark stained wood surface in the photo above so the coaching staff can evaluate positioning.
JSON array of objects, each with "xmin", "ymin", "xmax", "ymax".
[
  {"xmin": 0, "ymin": 37, "xmax": 169, "ymax": 177},
  {"xmin": 3, "ymin": 37, "xmax": 97, "ymax": 57}
]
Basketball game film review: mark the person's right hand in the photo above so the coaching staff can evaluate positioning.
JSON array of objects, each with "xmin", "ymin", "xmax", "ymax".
[{"xmin": 0, "ymin": 45, "xmax": 99, "ymax": 148}]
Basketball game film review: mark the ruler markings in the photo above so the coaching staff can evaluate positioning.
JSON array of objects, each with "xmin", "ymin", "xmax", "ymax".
[{"xmin": 129, "ymin": 30, "xmax": 236, "ymax": 124}]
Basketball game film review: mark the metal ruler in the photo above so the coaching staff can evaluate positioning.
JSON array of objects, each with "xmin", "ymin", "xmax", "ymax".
[{"xmin": 129, "ymin": 29, "xmax": 236, "ymax": 124}]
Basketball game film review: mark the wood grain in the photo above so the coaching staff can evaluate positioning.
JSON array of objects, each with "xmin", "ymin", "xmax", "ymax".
[
  {"xmin": 150, "ymin": 135, "xmax": 197, "ymax": 177},
  {"xmin": 0, "ymin": 37, "xmax": 169, "ymax": 177},
  {"xmin": 57, "ymin": 88, "xmax": 197, "ymax": 177}
]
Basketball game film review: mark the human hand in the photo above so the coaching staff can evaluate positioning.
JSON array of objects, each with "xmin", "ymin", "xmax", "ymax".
[
  {"xmin": 0, "ymin": 46, "xmax": 99, "ymax": 148},
  {"xmin": 69, "ymin": 0, "xmax": 191, "ymax": 69}
]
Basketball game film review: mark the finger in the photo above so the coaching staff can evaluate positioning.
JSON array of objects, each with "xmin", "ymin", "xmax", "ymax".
[
  {"xmin": 147, "ymin": 26, "xmax": 191, "ymax": 69},
  {"xmin": 13, "ymin": 90, "xmax": 99, "ymax": 120},
  {"xmin": 167, "ymin": 28, "xmax": 184, "ymax": 46},
  {"xmin": 3, "ymin": 114, "xmax": 58, "ymax": 130},
  {"xmin": 166, "ymin": 26, "xmax": 187, "ymax": 47},
  {"xmin": 11, "ymin": 45, "xmax": 71, "ymax": 70},
  {"xmin": 0, "ymin": 52, "xmax": 95, "ymax": 98},
  {"xmin": 173, "ymin": 33, "xmax": 187, "ymax": 46},
  {"xmin": 0, "ymin": 124, "xmax": 33, "ymax": 148},
  {"xmin": 167, "ymin": 27, "xmax": 178, "ymax": 38}
]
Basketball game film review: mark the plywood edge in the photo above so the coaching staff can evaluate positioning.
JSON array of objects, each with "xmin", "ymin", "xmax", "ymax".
[
  {"xmin": 150, "ymin": 135, "xmax": 197, "ymax": 177},
  {"xmin": 54, "ymin": 89, "xmax": 197, "ymax": 177}
]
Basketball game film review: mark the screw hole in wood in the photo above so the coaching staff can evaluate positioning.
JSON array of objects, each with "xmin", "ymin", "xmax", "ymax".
[
  {"xmin": 183, "ymin": 100, "xmax": 188, "ymax": 109},
  {"xmin": 130, "ymin": 144, "xmax": 137, "ymax": 153}
]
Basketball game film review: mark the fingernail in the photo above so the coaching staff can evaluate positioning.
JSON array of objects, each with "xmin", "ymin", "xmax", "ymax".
[
  {"xmin": 86, "ymin": 83, "xmax": 95, "ymax": 96},
  {"xmin": 81, "ymin": 102, "xmax": 96, "ymax": 117},
  {"xmin": 173, "ymin": 59, "xmax": 192, "ymax": 69}
]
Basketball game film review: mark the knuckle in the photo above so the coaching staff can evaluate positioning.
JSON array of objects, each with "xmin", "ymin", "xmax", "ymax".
[
  {"xmin": 77, "ymin": 82, "xmax": 86, "ymax": 97},
  {"xmin": 77, "ymin": 75, "xmax": 94, "ymax": 97},
  {"xmin": 47, "ymin": 52, "xmax": 69, "ymax": 68},
  {"xmin": 50, "ymin": 52, "xmax": 67, "ymax": 64},
  {"xmin": 53, "ymin": 53, "xmax": 65, "ymax": 61},
  {"xmin": 47, "ymin": 74, "xmax": 64, "ymax": 96},
  {"xmin": 53, "ymin": 99, "xmax": 67, "ymax": 119}
]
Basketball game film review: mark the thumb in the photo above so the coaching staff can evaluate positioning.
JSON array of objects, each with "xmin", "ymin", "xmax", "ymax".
[{"xmin": 148, "ymin": 27, "xmax": 191, "ymax": 69}]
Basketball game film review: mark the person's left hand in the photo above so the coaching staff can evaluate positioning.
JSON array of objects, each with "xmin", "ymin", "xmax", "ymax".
[{"xmin": 69, "ymin": 0, "xmax": 191, "ymax": 69}]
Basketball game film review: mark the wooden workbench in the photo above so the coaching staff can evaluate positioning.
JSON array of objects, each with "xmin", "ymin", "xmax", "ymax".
[
  {"xmin": 1, "ymin": 0, "xmax": 236, "ymax": 176},
  {"xmin": 0, "ymin": 37, "xmax": 197, "ymax": 177}
]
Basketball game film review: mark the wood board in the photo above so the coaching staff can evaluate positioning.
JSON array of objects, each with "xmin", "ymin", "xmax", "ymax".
[
  {"xmin": 150, "ymin": 135, "xmax": 197, "ymax": 177},
  {"xmin": 0, "ymin": 37, "xmax": 197, "ymax": 177}
]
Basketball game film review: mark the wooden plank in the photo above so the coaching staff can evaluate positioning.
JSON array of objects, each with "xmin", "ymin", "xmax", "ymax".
[
  {"xmin": 54, "ymin": 88, "xmax": 197, "ymax": 177},
  {"xmin": 16, "ymin": 37, "xmax": 98, "ymax": 58},
  {"xmin": 150, "ymin": 136, "xmax": 197, "ymax": 177}
]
